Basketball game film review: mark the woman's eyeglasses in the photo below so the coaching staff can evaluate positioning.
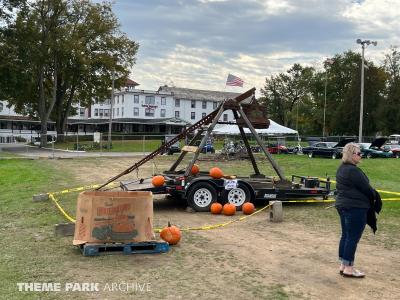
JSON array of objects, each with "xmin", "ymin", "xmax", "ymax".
[{"xmin": 353, "ymin": 152, "xmax": 362, "ymax": 157}]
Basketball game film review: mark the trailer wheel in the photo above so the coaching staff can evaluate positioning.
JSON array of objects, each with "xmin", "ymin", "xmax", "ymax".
[
  {"xmin": 222, "ymin": 183, "xmax": 251, "ymax": 210},
  {"xmin": 187, "ymin": 182, "xmax": 218, "ymax": 212}
]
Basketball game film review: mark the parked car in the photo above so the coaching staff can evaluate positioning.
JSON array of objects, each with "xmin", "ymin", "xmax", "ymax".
[
  {"xmin": 32, "ymin": 135, "xmax": 57, "ymax": 146},
  {"xmin": 302, "ymin": 138, "xmax": 354, "ymax": 159},
  {"xmin": 267, "ymin": 144, "xmax": 289, "ymax": 154},
  {"xmin": 167, "ymin": 144, "xmax": 181, "ymax": 155},
  {"xmin": 382, "ymin": 144, "xmax": 400, "ymax": 158},
  {"xmin": 358, "ymin": 138, "xmax": 393, "ymax": 158},
  {"xmin": 194, "ymin": 140, "xmax": 215, "ymax": 153}
]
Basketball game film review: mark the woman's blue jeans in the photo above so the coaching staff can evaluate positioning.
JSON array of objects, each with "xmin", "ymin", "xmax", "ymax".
[{"xmin": 337, "ymin": 207, "xmax": 368, "ymax": 266}]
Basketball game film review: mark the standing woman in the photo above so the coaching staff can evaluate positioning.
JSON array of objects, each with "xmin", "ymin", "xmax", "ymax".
[{"xmin": 335, "ymin": 143, "xmax": 375, "ymax": 278}]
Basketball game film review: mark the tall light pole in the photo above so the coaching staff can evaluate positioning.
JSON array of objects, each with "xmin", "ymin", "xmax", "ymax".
[
  {"xmin": 323, "ymin": 58, "xmax": 334, "ymax": 139},
  {"xmin": 108, "ymin": 70, "xmax": 115, "ymax": 150},
  {"xmin": 356, "ymin": 39, "xmax": 377, "ymax": 143}
]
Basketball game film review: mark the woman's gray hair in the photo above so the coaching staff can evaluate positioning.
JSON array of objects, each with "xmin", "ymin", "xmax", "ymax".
[{"xmin": 342, "ymin": 142, "xmax": 360, "ymax": 164}]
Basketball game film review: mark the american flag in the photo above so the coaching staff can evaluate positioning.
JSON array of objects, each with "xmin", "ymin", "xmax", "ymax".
[{"xmin": 226, "ymin": 73, "xmax": 244, "ymax": 87}]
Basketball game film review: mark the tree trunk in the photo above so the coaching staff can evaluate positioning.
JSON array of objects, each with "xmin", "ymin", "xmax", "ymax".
[
  {"xmin": 38, "ymin": 58, "xmax": 58, "ymax": 147},
  {"xmin": 38, "ymin": 67, "xmax": 48, "ymax": 148}
]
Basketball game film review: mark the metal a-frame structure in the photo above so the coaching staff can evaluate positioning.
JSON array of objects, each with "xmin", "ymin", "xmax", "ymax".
[{"xmin": 97, "ymin": 88, "xmax": 288, "ymax": 190}]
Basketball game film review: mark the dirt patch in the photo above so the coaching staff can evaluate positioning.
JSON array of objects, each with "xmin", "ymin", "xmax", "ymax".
[{"xmin": 48, "ymin": 157, "xmax": 400, "ymax": 299}]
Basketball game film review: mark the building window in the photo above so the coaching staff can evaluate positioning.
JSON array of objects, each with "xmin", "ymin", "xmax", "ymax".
[
  {"xmin": 213, "ymin": 102, "xmax": 218, "ymax": 109},
  {"xmin": 117, "ymin": 95, "xmax": 119, "ymax": 104},
  {"xmin": 145, "ymin": 108, "xmax": 154, "ymax": 117},
  {"xmin": 191, "ymin": 112, "xmax": 195, "ymax": 120},
  {"xmin": 223, "ymin": 114, "xmax": 228, "ymax": 122},
  {"xmin": 113, "ymin": 108, "xmax": 115, "ymax": 117},
  {"xmin": 202, "ymin": 101, "xmax": 207, "ymax": 109},
  {"xmin": 161, "ymin": 97, "xmax": 166, "ymax": 105},
  {"xmin": 99, "ymin": 109, "xmax": 103, "ymax": 117},
  {"xmin": 121, "ymin": 107, "xmax": 124, "ymax": 117},
  {"xmin": 160, "ymin": 109, "xmax": 166, "ymax": 117},
  {"xmin": 94, "ymin": 108, "xmax": 98, "ymax": 116},
  {"xmin": 175, "ymin": 99, "xmax": 180, "ymax": 107},
  {"xmin": 191, "ymin": 100, "xmax": 196, "ymax": 108},
  {"xmin": 117, "ymin": 108, "xmax": 119, "ymax": 116},
  {"xmin": 80, "ymin": 108, "xmax": 85, "ymax": 117},
  {"xmin": 175, "ymin": 111, "xmax": 180, "ymax": 118},
  {"xmin": 122, "ymin": 94, "xmax": 124, "ymax": 104},
  {"xmin": 145, "ymin": 95, "xmax": 155, "ymax": 105},
  {"xmin": 134, "ymin": 107, "xmax": 139, "ymax": 116},
  {"xmin": 134, "ymin": 95, "xmax": 139, "ymax": 103},
  {"xmin": 0, "ymin": 103, "xmax": 4, "ymax": 112},
  {"xmin": 104, "ymin": 109, "xmax": 109, "ymax": 117},
  {"xmin": 202, "ymin": 112, "xmax": 206, "ymax": 118}
]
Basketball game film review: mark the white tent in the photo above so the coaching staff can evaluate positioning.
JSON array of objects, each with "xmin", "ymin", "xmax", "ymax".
[{"xmin": 212, "ymin": 119, "xmax": 297, "ymax": 136}]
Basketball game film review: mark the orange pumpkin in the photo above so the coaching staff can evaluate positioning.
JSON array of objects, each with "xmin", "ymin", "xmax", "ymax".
[
  {"xmin": 210, "ymin": 203, "xmax": 223, "ymax": 214},
  {"xmin": 191, "ymin": 164, "xmax": 200, "ymax": 175},
  {"xmin": 242, "ymin": 202, "xmax": 255, "ymax": 215},
  {"xmin": 209, "ymin": 167, "xmax": 223, "ymax": 179},
  {"xmin": 160, "ymin": 222, "xmax": 181, "ymax": 245},
  {"xmin": 152, "ymin": 175, "xmax": 165, "ymax": 187},
  {"xmin": 223, "ymin": 203, "xmax": 236, "ymax": 216}
]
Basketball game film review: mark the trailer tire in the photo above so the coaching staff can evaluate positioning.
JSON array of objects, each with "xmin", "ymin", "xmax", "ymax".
[
  {"xmin": 187, "ymin": 182, "xmax": 218, "ymax": 212},
  {"xmin": 222, "ymin": 183, "xmax": 251, "ymax": 210}
]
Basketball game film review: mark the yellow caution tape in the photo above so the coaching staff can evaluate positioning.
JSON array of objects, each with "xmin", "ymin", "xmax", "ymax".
[
  {"xmin": 319, "ymin": 178, "xmax": 400, "ymax": 196},
  {"xmin": 154, "ymin": 203, "xmax": 273, "ymax": 232},
  {"xmin": 49, "ymin": 193, "xmax": 76, "ymax": 223},
  {"xmin": 50, "ymin": 182, "xmax": 120, "ymax": 196},
  {"xmin": 376, "ymin": 189, "xmax": 400, "ymax": 196}
]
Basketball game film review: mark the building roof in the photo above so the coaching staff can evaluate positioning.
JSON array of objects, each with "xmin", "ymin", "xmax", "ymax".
[
  {"xmin": 157, "ymin": 86, "xmax": 242, "ymax": 102},
  {"xmin": 67, "ymin": 117, "xmax": 189, "ymax": 126},
  {"xmin": 126, "ymin": 78, "xmax": 139, "ymax": 86},
  {"xmin": 0, "ymin": 115, "xmax": 55, "ymax": 123}
]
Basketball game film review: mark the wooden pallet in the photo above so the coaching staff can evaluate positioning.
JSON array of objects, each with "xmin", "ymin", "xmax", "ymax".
[{"xmin": 80, "ymin": 241, "xmax": 170, "ymax": 256}]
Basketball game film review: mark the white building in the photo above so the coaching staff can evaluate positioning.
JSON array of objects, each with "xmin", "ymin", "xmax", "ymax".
[
  {"xmin": 0, "ymin": 79, "xmax": 242, "ymax": 142},
  {"xmin": 0, "ymin": 100, "xmax": 57, "ymax": 143}
]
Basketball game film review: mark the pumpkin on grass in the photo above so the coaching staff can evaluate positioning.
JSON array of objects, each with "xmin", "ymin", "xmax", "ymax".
[
  {"xmin": 152, "ymin": 175, "xmax": 165, "ymax": 187},
  {"xmin": 160, "ymin": 222, "xmax": 181, "ymax": 245},
  {"xmin": 210, "ymin": 202, "xmax": 223, "ymax": 214},
  {"xmin": 223, "ymin": 203, "xmax": 236, "ymax": 216},
  {"xmin": 209, "ymin": 167, "xmax": 223, "ymax": 179},
  {"xmin": 242, "ymin": 202, "xmax": 255, "ymax": 215},
  {"xmin": 191, "ymin": 164, "xmax": 200, "ymax": 175}
]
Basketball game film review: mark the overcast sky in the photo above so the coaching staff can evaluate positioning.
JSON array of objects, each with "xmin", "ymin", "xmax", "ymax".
[{"xmin": 111, "ymin": 0, "xmax": 400, "ymax": 94}]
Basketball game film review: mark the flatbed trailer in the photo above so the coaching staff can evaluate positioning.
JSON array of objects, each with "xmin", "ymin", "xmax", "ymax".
[
  {"xmin": 99, "ymin": 88, "xmax": 333, "ymax": 211},
  {"xmin": 120, "ymin": 172, "xmax": 331, "ymax": 212}
]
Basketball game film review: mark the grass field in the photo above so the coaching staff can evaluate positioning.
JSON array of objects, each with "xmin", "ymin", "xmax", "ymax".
[{"xmin": 0, "ymin": 154, "xmax": 399, "ymax": 299}]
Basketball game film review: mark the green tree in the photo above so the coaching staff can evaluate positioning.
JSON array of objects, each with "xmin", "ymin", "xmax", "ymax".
[
  {"xmin": 377, "ymin": 46, "xmax": 400, "ymax": 134},
  {"xmin": 260, "ymin": 64, "xmax": 315, "ymax": 131},
  {"xmin": 325, "ymin": 51, "xmax": 386, "ymax": 137},
  {"xmin": 0, "ymin": 0, "xmax": 138, "ymax": 146}
]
